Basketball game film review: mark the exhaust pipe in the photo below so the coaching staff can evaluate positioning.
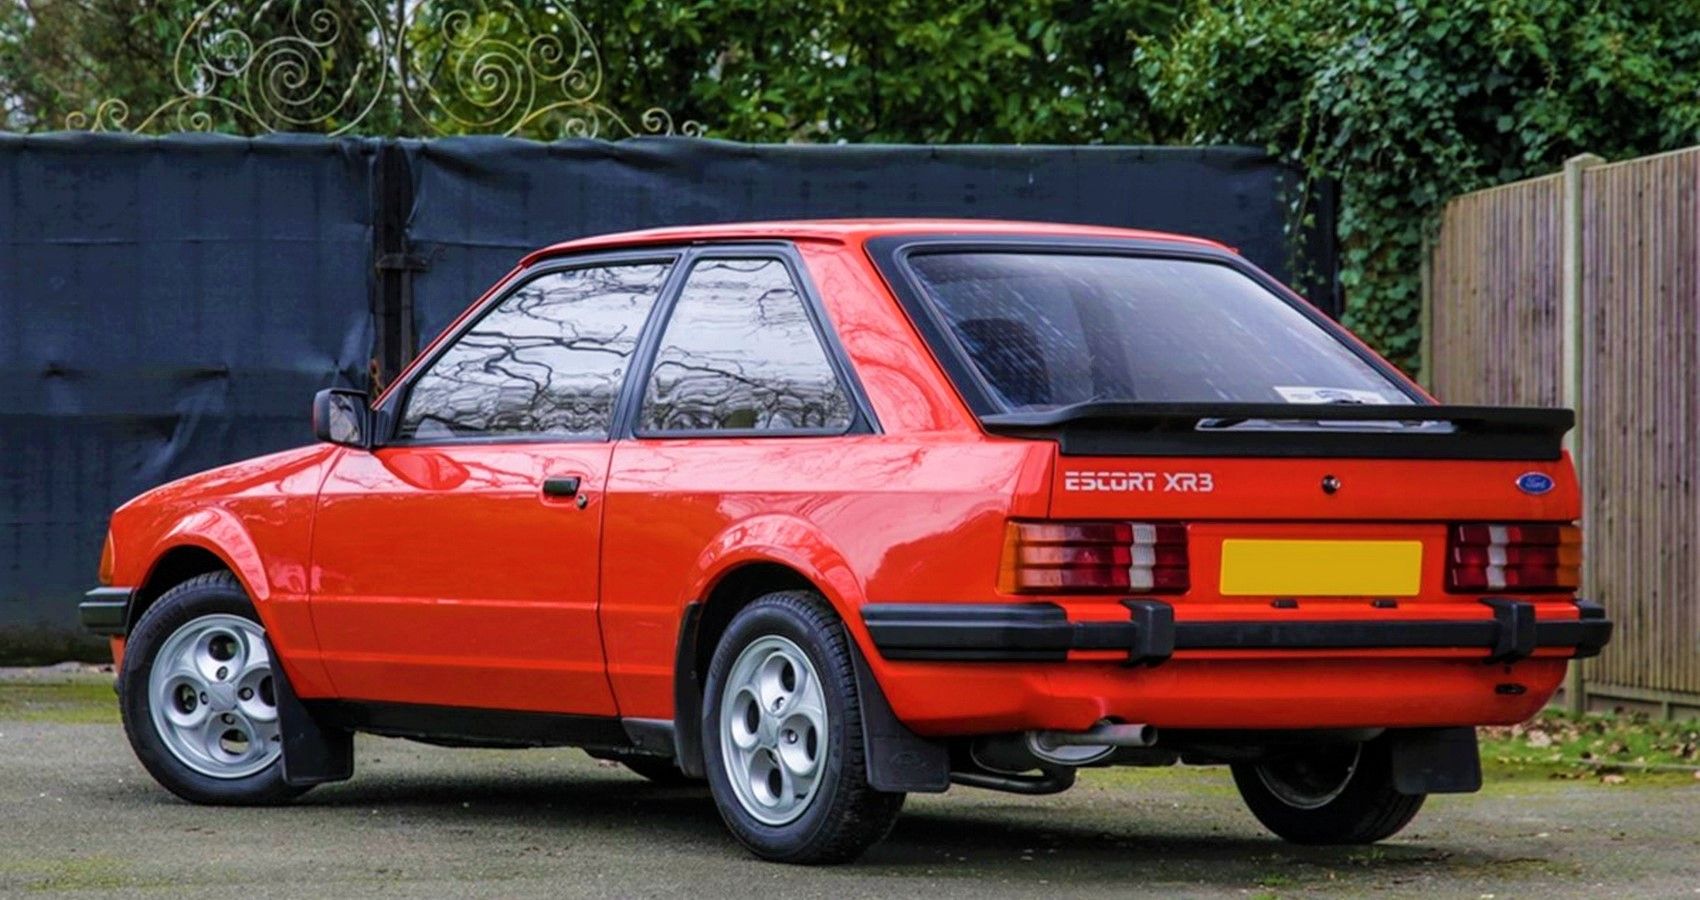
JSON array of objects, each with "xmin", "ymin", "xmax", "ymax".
[{"xmin": 1027, "ymin": 722, "xmax": 1159, "ymax": 766}]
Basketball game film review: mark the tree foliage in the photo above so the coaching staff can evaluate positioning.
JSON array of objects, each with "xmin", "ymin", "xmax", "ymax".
[
  {"xmin": 1141, "ymin": 0, "xmax": 1700, "ymax": 371},
  {"xmin": 2, "ymin": 0, "xmax": 1181, "ymax": 140},
  {"xmin": 574, "ymin": 0, "xmax": 1179, "ymax": 143},
  {"xmin": 2, "ymin": 1, "xmax": 396, "ymax": 133},
  {"xmin": 0, "ymin": 1, "xmax": 180, "ymax": 128}
]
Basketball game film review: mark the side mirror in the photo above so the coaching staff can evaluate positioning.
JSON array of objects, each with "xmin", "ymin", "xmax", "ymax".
[{"xmin": 312, "ymin": 388, "xmax": 372, "ymax": 448}]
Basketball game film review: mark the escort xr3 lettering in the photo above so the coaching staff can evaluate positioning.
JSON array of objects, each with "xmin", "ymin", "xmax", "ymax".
[{"xmin": 82, "ymin": 220, "xmax": 1610, "ymax": 864}]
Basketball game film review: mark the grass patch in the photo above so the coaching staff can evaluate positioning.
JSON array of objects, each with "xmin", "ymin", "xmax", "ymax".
[
  {"xmin": 2, "ymin": 856, "xmax": 169, "ymax": 893},
  {"xmin": 0, "ymin": 679, "xmax": 119, "ymax": 725},
  {"xmin": 1480, "ymin": 710, "xmax": 1700, "ymax": 787}
]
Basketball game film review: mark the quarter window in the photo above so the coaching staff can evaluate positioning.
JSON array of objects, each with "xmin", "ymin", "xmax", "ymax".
[
  {"xmin": 639, "ymin": 258, "xmax": 853, "ymax": 434},
  {"xmin": 398, "ymin": 262, "xmax": 670, "ymax": 440}
]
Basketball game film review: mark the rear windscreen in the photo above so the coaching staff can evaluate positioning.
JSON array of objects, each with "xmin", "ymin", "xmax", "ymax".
[{"xmin": 904, "ymin": 252, "xmax": 1414, "ymax": 411}]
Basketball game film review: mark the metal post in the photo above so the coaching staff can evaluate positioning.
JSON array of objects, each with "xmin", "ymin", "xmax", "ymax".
[
  {"xmin": 1419, "ymin": 230, "xmax": 1434, "ymax": 389},
  {"xmin": 1561, "ymin": 152, "xmax": 1604, "ymax": 716},
  {"xmin": 372, "ymin": 141, "xmax": 426, "ymax": 394}
]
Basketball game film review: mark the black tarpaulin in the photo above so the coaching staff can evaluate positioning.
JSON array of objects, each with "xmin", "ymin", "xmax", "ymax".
[
  {"xmin": 0, "ymin": 133, "xmax": 1334, "ymax": 658},
  {"xmin": 0, "ymin": 134, "xmax": 373, "ymax": 654},
  {"xmin": 403, "ymin": 138, "xmax": 1336, "ymax": 342}
]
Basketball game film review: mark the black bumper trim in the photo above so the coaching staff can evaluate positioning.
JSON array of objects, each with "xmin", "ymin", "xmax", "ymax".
[
  {"xmin": 79, "ymin": 587, "xmax": 132, "ymax": 636},
  {"xmin": 862, "ymin": 598, "xmax": 1613, "ymax": 664}
]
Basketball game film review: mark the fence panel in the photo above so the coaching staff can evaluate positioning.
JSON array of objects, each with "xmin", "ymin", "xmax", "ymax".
[
  {"xmin": 1428, "ymin": 174, "xmax": 1564, "ymax": 406},
  {"xmin": 1429, "ymin": 150, "xmax": 1700, "ymax": 715},
  {"xmin": 1578, "ymin": 150, "xmax": 1700, "ymax": 706}
]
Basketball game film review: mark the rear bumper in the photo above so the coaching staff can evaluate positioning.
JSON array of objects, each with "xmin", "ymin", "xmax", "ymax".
[
  {"xmin": 863, "ymin": 597, "xmax": 1611, "ymax": 665},
  {"xmin": 859, "ymin": 597, "xmax": 1610, "ymax": 735},
  {"xmin": 79, "ymin": 587, "xmax": 131, "ymax": 637}
]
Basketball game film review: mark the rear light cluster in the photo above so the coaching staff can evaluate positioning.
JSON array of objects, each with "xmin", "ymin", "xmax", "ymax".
[
  {"xmin": 1000, "ymin": 521, "xmax": 1188, "ymax": 594},
  {"xmin": 1447, "ymin": 523, "xmax": 1580, "ymax": 593}
]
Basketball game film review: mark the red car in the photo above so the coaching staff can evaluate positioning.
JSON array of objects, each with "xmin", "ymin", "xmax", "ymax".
[{"xmin": 83, "ymin": 220, "xmax": 1609, "ymax": 863}]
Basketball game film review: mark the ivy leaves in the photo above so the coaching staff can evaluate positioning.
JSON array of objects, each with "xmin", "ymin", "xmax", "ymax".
[{"xmin": 1141, "ymin": 0, "xmax": 1700, "ymax": 374}]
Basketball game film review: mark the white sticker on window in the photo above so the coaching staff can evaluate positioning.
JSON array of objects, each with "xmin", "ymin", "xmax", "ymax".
[{"xmin": 1273, "ymin": 386, "xmax": 1392, "ymax": 405}]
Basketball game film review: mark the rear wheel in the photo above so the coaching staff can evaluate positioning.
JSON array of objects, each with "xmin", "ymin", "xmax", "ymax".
[
  {"xmin": 1231, "ymin": 738, "xmax": 1424, "ymax": 845},
  {"xmin": 701, "ymin": 591, "xmax": 904, "ymax": 864},
  {"xmin": 120, "ymin": 572, "xmax": 308, "ymax": 805}
]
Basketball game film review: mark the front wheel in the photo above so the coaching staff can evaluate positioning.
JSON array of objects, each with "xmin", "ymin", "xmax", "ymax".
[
  {"xmin": 120, "ymin": 572, "xmax": 308, "ymax": 805},
  {"xmin": 1231, "ymin": 738, "xmax": 1424, "ymax": 845},
  {"xmin": 701, "ymin": 591, "xmax": 904, "ymax": 864}
]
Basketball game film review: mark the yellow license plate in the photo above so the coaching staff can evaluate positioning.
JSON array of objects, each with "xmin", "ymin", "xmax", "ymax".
[{"xmin": 1219, "ymin": 540, "xmax": 1423, "ymax": 597}]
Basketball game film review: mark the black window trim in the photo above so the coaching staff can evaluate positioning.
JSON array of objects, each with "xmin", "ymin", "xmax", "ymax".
[
  {"xmin": 864, "ymin": 234, "xmax": 1427, "ymax": 418},
  {"xmin": 377, "ymin": 248, "xmax": 687, "ymax": 448},
  {"xmin": 618, "ymin": 242, "xmax": 879, "ymax": 441}
]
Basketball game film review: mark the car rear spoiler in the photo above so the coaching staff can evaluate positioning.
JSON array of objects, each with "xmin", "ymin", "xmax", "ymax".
[{"xmin": 979, "ymin": 402, "xmax": 1574, "ymax": 460}]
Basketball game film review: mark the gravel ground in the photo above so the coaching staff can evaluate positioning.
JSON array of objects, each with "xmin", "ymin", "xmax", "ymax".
[{"xmin": 3, "ymin": 670, "xmax": 1698, "ymax": 898}]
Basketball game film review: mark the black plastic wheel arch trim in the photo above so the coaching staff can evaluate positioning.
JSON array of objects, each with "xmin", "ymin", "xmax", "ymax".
[
  {"xmin": 671, "ymin": 601, "xmax": 708, "ymax": 778},
  {"xmin": 861, "ymin": 598, "xmax": 1612, "ymax": 664},
  {"xmin": 79, "ymin": 587, "xmax": 131, "ymax": 636}
]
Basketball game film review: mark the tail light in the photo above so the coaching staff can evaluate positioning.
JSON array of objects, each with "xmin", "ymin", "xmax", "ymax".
[
  {"xmin": 1000, "ymin": 521, "xmax": 1188, "ymax": 594},
  {"xmin": 1447, "ymin": 523, "xmax": 1580, "ymax": 593}
]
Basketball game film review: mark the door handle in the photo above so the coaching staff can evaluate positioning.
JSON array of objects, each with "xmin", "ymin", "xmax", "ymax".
[{"xmin": 542, "ymin": 475, "xmax": 582, "ymax": 497}]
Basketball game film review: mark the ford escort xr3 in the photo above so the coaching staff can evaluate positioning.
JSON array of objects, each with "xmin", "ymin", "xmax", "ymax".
[{"xmin": 82, "ymin": 220, "xmax": 1610, "ymax": 864}]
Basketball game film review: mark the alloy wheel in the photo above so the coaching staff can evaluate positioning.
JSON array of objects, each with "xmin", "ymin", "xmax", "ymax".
[
  {"xmin": 717, "ymin": 634, "xmax": 828, "ymax": 825},
  {"xmin": 147, "ymin": 614, "xmax": 282, "ymax": 779}
]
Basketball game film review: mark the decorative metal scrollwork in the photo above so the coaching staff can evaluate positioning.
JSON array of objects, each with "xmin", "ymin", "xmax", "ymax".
[{"xmin": 64, "ymin": 1, "xmax": 703, "ymax": 139}]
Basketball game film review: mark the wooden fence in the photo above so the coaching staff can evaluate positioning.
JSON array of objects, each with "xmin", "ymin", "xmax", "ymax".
[{"xmin": 1426, "ymin": 149, "xmax": 1700, "ymax": 718}]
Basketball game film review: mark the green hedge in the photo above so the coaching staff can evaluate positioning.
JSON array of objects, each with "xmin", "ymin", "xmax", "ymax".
[{"xmin": 1141, "ymin": 0, "xmax": 1700, "ymax": 373}]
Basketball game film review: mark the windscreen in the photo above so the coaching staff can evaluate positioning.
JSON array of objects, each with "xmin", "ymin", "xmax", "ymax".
[{"xmin": 905, "ymin": 252, "xmax": 1414, "ymax": 411}]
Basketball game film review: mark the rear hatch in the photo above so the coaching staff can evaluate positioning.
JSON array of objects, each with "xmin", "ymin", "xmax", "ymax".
[
  {"xmin": 869, "ymin": 237, "xmax": 1581, "ymax": 606},
  {"xmin": 989, "ymin": 404, "xmax": 1577, "ymax": 603}
]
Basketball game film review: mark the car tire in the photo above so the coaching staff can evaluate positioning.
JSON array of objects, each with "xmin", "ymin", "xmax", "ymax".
[
  {"xmin": 120, "ymin": 571, "xmax": 309, "ymax": 806},
  {"xmin": 701, "ymin": 590, "xmax": 904, "ymax": 864},
  {"xmin": 1230, "ymin": 737, "xmax": 1425, "ymax": 845}
]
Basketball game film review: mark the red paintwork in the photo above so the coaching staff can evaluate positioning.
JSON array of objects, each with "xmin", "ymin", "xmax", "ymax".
[
  {"xmin": 100, "ymin": 219, "xmax": 1583, "ymax": 734},
  {"xmin": 309, "ymin": 443, "xmax": 618, "ymax": 713}
]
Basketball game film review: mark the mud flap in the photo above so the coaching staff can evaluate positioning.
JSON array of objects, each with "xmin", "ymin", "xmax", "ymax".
[
  {"xmin": 1388, "ymin": 727, "xmax": 1482, "ymax": 795},
  {"xmin": 267, "ymin": 640, "xmax": 355, "ymax": 787},
  {"xmin": 848, "ymin": 640, "xmax": 950, "ymax": 793},
  {"xmin": 672, "ymin": 603, "xmax": 708, "ymax": 779}
]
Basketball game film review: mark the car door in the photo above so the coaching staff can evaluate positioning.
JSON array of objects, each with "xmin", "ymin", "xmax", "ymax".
[
  {"xmin": 309, "ymin": 254, "xmax": 677, "ymax": 714},
  {"xmin": 599, "ymin": 251, "xmax": 875, "ymax": 716}
]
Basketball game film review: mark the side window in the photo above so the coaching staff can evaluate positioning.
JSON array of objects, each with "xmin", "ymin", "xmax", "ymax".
[
  {"xmin": 639, "ymin": 258, "xmax": 853, "ymax": 434},
  {"xmin": 398, "ymin": 262, "xmax": 670, "ymax": 440}
]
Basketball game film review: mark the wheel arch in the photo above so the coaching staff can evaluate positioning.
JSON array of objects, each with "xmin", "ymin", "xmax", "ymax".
[
  {"xmin": 127, "ymin": 517, "xmax": 270, "ymax": 635},
  {"xmin": 670, "ymin": 549, "xmax": 947, "ymax": 791}
]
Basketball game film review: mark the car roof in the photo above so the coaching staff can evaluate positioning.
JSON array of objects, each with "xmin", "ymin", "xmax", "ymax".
[{"xmin": 518, "ymin": 219, "xmax": 1232, "ymax": 268}]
